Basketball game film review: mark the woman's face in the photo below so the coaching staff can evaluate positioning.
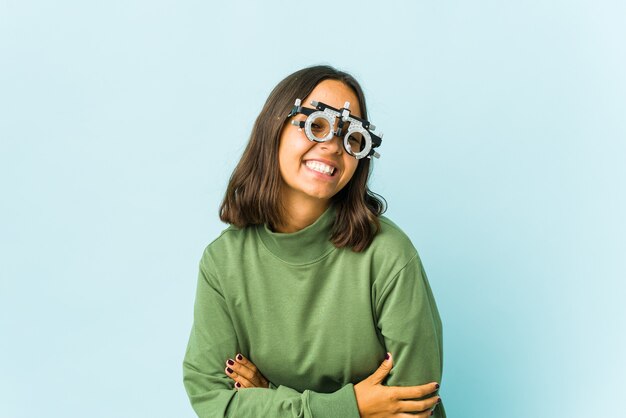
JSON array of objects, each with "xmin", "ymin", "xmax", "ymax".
[{"xmin": 277, "ymin": 79, "xmax": 361, "ymax": 208}]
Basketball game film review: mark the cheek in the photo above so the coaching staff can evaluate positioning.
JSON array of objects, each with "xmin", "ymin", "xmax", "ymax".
[
  {"xmin": 278, "ymin": 134, "xmax": 295, "ymax": 165},
  {"xmin": 278, "ymin": 133, "xmax": 311, "ymax": 174},
  {"xmin": 339, "ymin": 161, "xmax": 359, "ymax": 186}
]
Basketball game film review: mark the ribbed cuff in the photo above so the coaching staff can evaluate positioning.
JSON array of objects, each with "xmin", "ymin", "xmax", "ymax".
[{"xmin": 308, "ymin": 383, "xmax": 360, "ymax": 418}]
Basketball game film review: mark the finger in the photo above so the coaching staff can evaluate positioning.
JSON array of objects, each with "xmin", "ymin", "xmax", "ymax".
[
  {"xmin": 368, "ymin": 352, "xmax": 393, "ymax": 385},
  {"xmin": 224, "ymin": 369, "xmax": 238, "ymax": 384},
  {"xmin": 226, "ymin": 358, "xmax": 256, "ymax": 382},
  {"xmin": 233, "ymin": 354, "xmax": 267, "ymax": 387},
  {"xmin": 393, "ymin": 381, "xmax": 440, "ymax": 400},
  {"xmin": 398, "ymin": 408, "xmax": 436, "ymax": 418},
  {"xmin": 233, "ymin": 374, "xmax": 254, "ymax": 390},
  {"xmin": 396, "ymin": 405, "xmax": 438, "ymax": 418},
  {"xmin": 396, "ymin": 395, "xmax": 441, "ymax": 414},
  {"xmin": 234, "ymin": 353, "xmax": 260, "ymax": 375},
  {"xmin": 225, "ymin": 364, "xmax": 256, "ymax": 388}
]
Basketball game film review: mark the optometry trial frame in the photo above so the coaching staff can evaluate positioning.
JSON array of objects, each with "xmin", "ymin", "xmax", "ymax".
[{"xmin": 287, "ymin": 98, "xmax": 383, "ymax": 159}]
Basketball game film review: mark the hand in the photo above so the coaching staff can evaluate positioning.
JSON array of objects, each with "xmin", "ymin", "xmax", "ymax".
[
  {"xmin": 354, "ymin": 353, "xmax": 441, "ymax": 418},
  {"xmin": 225, "ymin": 353, "xmax": 270, "ymax": 390}
]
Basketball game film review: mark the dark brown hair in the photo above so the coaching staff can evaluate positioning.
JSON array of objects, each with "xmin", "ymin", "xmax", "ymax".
[{"xmin": 218, "ymin": 64, "xmax": 387, "ymax": 252}]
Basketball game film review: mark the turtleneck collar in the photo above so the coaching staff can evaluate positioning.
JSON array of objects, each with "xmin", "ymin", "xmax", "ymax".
[{"xmin": 256, "ymin": 204, "xmax": 337, "ymax": 265}]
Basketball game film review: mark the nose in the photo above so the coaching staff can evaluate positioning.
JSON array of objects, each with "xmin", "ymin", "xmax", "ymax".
[
  {"xmin": 320, "ymin": 133, "xmax": 343, "ymax": 155},
  {"xmin": 319, "ymin": 118, "xmax": 346, "ymax": 154}
]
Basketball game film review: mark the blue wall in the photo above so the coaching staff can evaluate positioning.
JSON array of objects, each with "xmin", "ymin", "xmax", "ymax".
[{"xmin": 1, "ymin": 1, "xmax": 624, "ymax": 417}]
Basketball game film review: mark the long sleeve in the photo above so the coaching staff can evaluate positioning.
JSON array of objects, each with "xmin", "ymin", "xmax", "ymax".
[
  {"xmin": 374, "ymin": 252, "xmax": 446, "ymax": 418},
  {"xmin": 182, "ymin": 251, "xmax": 361, "ymax": 418}
]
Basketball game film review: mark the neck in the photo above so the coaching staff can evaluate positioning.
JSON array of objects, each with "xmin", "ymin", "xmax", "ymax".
[{"xmin": 272, "ymin": 194, "xmax": 331, "ymax": 233}]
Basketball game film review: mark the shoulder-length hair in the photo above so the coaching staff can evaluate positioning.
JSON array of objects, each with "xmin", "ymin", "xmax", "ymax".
[{"xmin": 218, "ymin": 64, "xmax": 387, "ymax": 252}]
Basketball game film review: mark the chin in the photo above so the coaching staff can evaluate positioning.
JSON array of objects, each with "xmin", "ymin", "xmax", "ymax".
[{"xmin": 305, "ymin": 192, "xmax": 333, "ymax": 200}]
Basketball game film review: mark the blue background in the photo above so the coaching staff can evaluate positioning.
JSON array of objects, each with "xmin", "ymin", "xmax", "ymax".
[{"xmin": 1, "ymin": 1, "xmax": 624, "ymax": 417}]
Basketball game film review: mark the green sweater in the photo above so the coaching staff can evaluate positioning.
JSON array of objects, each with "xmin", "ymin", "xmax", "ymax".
[{"xmin": 183, "ymin": 204, "xmax": 446, "ymax": 417}]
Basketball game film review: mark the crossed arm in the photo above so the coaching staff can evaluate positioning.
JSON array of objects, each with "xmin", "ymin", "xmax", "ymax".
[{"xmin": 182, "ymin": 253, "xmax": 445, "ymax": 417}]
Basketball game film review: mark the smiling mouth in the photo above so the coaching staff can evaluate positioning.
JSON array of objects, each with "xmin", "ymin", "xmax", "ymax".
[{"xmin": 304, "ymin": 161, "xmax": 337, "ymax": 177}]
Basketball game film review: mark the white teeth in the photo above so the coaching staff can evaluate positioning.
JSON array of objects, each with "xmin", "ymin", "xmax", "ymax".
[{"xmin": 305, "ymin": 161, "xmax": 335, "ymax": 176}]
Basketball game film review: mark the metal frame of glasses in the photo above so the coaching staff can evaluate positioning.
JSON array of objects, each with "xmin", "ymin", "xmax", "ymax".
[{"xmin": 287, "ymin": 98, "xmax": 383, "ymax": 159}]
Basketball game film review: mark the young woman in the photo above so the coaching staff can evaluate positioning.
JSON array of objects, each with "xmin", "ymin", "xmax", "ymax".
[{"xmin": 183, "ymin": 65, "xmax": 446, "ymax": 418}]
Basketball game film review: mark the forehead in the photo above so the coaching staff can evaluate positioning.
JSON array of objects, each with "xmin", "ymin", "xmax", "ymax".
[{"xmin": 302, "ymin": 79, "xmax": 362, "ymax": 118}]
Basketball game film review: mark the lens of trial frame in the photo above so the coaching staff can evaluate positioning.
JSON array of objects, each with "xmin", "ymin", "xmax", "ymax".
[
  {"xmin": 345, "ymin": 130, "xmax": 367, "ymax": 156},
  {"xmin": 308, "ymin": 115, "xmax": 333, "ymax": 141}
]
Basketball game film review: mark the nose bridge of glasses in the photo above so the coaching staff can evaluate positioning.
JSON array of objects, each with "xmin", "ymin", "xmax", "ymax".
[
  {"xmin": 330, "ymin": 110, "xmax": 353, "ymax": 137},
  {"xmin": 331, "ymin": 115, "xmax": 343, "ymax": 135}
]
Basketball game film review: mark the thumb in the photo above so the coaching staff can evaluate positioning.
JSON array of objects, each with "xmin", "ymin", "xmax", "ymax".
[{"xmin": 368, "ymin": 352, "xmax": 393, "ymax": 385}]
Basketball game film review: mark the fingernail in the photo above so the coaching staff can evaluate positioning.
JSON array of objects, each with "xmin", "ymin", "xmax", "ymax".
[
  {"xmin": 385, "ymin": 353, "xmax": 390, "ymax": 360},
  {"xmin": 226, "ymin": 367, "xmax": 233, "ymax": 373},
  {"xmin": 437, "ymin": 397, "xmax": 441, "ymax": 404},
  {"xmin": 237, "ymin": 354, "xmax": 243, "ymax": 361},
  {"xmin": 227, "ymin": 359, "xmax": 235, "ymax": 365},
  {"xmin": 435, "ymin": 383, "xmax": 440, "ymax": 389},
  {"xmin": 235, "ymin": 382, "xmax": 241, "ymax": 388},
  {"xmin": 430, "ymin": 411, "xmax": 434, "ymax": 416}
]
